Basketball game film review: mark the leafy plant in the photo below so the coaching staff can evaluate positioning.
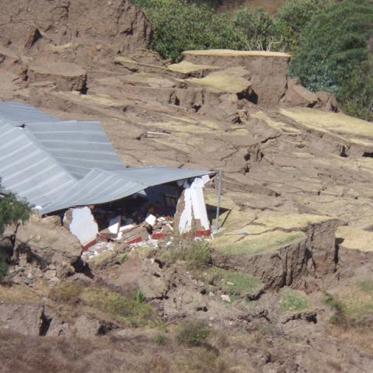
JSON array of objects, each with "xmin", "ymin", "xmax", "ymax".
[
  {"xmin": 177, "ymin": 320, "xmax": 210, "ymax": 346},
  {"xmin": 234, "ymin": 8, "xmax": 278, "ymax": 50},
  {"xmin": 275, "ymin": 0, "xmax": 335, "ymax": 51},
  {"xmin": 0, "ymin": 185, "xmax": 31, "ymax": 235},
  {"xmin": 290, "ymin": 0, "xmax": 373, "ymax": 120},
  {"xmin": 0, "ymin": 184, "xmax": 31, "ymax": 281},
  {"xmin": 337, "ymin": 57, "xmax": 373, "ymax": 121},
  {"xmin": 133, "ymin": 0, "xmax": 248, "ymax": 61}
]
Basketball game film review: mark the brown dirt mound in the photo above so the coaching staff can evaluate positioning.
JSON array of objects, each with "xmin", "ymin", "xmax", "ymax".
[{"xmin": 0, "ymin": 0, "xmax": 152, "ymax": 67}]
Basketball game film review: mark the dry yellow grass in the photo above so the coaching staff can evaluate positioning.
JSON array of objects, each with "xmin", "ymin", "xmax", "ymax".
[
  {"xmin": 183, "ymin": 49, "xmax": 291, "ymax": 58},
  {"xmin": 167, "ymin": 60, "xmax": 218, "ymax": 74},
  {"xmin": 187, "ymin": 67, "xmax": 250, "ymax": 93},
  {"xmin": 280, "ymin": 108, "xmax": 373, "ymax": 142},
  {"xmin": 336, "ymin": 226, "xmax": 373, "ymax": 252}
]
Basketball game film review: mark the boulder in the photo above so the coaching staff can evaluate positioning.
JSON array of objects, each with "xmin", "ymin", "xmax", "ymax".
[
  {"xmin": 4, "ymin": 215, "xmax": 82, "ymax": 281},
  {"xmin": 28, "ymin": 62, "xmax": 87, "ymax": 92},
  {"xmin": 73, "ymin": 315, "xmax": 102, "ymax": 337},
  {"xmin": 316, "ymin": 90, "xmax": 339, "ymax": 112},
  {"xmin": 0, "ymin": 304, "xmax": 44, "ymax": 336},
  {"xmin": 283, "ymin": 78, "xmax": 318, "ymax": 107}
]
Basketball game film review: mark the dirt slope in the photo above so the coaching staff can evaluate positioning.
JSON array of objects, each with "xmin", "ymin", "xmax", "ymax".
[{"xmin": 0, "ymin": 1, "xmax": 373, "ymax": 372}]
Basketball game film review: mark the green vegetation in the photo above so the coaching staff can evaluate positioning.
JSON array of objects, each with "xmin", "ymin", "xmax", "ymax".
[
  {"xmin": 324, "ymin": 283, "xmax": 373, "ymax": 327},
  {"xmin": 280, "ymin": 288, "xmax": 310, "ymax": 312},
  {"xmin": 177, "ymin": 320, "xmax": 210, "ymax": 346},
  {"xmin": 234, "ymin": 8, "xmax": 277, "ymax": 50},
  {"xmin": 132, "ymin": 0, "xmax": 372, "ymax": 120},
  {"xmin": 0, "ymin": 185, "xmax": 31, "ymax": 281},
  {"xmin": 291, "ymin": 0, "xmax": 373, "ymax": 120},
  {"xmin": 0, "ymin": 251, "xmax": 8, "ymax": 281},
  {"xmin": 0, "ymin": 187, "xmax": 31, "ymax": 235},
  {"xmin": 205, "ymin": 268, "xmax": 263, "ymax": 299},
  {"xmin": 81, "ymin": 288, "xmax": 154, "ymax": 327},
  {"xmin": 118, "ymin": 253, "xmax": 128, "ymax": 264},
  {"xmin": 324, "ymin": 293, "xmax": 347, "ymax": 326},
  {"xmin": 162, "ymin": 239, "xmax": 212, "ymax": 270},
  {"xmin": 134, "ymin": 0, "xmax": 248, "ymax": 61},
  {"xmin": 50, "ymin": 283, "xmax": 155, "ymax": 327},
  {"xmin": 275, "ymin": 0, "xmax": 334, "ymax": 50},
  {"xmin": 153, "ymin": 333, "xmax": 168, "ymax": 345}
]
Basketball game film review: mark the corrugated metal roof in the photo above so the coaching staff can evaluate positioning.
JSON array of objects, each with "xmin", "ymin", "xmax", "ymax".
[{"xmin": 0, "ymin": 102, "xmax": 211, "ymax": 214}]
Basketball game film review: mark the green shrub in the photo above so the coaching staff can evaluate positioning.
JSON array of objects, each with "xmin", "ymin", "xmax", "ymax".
[
  {"xmin": 0, "ymin": 186, "xmax": 31, "ymax": 235},
  {"xmin": 177, "ymin": 320, "xmax": 210, "ymax": 346},
  {"xmin": 234, "ymin": 8, "xmax": 278, "ymax": 50},
  {"xmin": 291, "ymin": 0, "xmax": 373, "ymax": 91},
  {"xmin": 133, "ymin": 0, "xmax": 248, "ymax": 61},
  {"xmin": 275, "ymin": 0, "xmax": 335, "ymax": 51},
  {"xmin": 290, "ymin": 0, "xmax": 373, "ymax": 119},
  {"xmin": 337, "ymin": 58, "xmax": 373, "ymax": 121},
  {"xmin": 0, "ymin": 251, "xmax": 8, "ymax": 281}
]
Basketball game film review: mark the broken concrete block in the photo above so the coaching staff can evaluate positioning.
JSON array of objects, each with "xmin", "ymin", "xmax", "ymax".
[
  {"xmin": 28, "ymin": 62, "xmax": 87, "ymax": 92},
  {"xmin": 64, "ymin": 207, "xmax": 99, "ymax": 247}
]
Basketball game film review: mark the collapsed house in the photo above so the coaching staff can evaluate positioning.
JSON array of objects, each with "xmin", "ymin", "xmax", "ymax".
[{"xmin": 0, "ymin": 102, "xmax": 215, "ymax": 256}]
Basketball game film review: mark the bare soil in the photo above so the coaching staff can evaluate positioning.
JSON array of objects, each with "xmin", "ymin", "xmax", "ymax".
[{"xmin": 0, "ymin": 1, "xmax": 373, "ymax": 372}]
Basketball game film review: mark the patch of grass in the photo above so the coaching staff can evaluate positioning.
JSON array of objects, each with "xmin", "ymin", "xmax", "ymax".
[
  {"xmin": 205, "ymin": 268, "xmax": 263, "ymax": 299},
  {"xmin": 118, "ymin": 253, "xmax": 128, "ymax": 264},
  {"xmin": 175, "ymin": 348, "xmax": 227, "ymax": 373},
  {"xmin": 162, "ymin": 240, "xmax": 211, "ymax": 270},
  {"xmin": 0, "ymin": 284, "xmax": 41, "ymax": 304},
  {"xmin": 80, "ymin": 288, "xmax": 155, "ymax": 327},
  {"xmin": 49, "ymin": 283, "xmax": 83, "ymax": 303},
  {"xmin": 324, "ymin": 293, "xmax": 348, "ymax": 326},
  {"xmin": 358, "ymin": 280, "xmax": 373, "ymax": 294},
  {"xmin": 280, "ymin": 289, "xmax": 310, "ymax": 313},
  {"xmin": 50, "ymin": 283, "xmax": 156, "ymax": 327},
  {"xmin": 176, "ymin": 320, "xmax": 210, "ymax": 347},
  {"xmin": 324, "ymin": 284, "xmax": 373, "ymax": 328},
  {"xmin": 153, "ymin": 333, "xmax": 168, "ymax": 346},
  {"xmin": 216, "ymin": 231, "xmax": 306, "ymax": 256}
]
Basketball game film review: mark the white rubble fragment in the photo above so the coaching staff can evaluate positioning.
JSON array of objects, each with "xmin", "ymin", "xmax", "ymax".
[
  {"xmin": 145, "ymin": 214, "xmax": 157, "ymax": 226},
  {"xmin": 221, "ymin": 294, "xmax": 231, "ymax": 303},
  {"xmin": 179, "ymin": 176, "xmax": 210, "ymax": 234},
  {"xmin": 67, "ymin": 207, "xmax": 98, "ymax": 247},
  {"xmin": 108, "ymin": 215, "xmax": 121, "ymax": 235}
]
